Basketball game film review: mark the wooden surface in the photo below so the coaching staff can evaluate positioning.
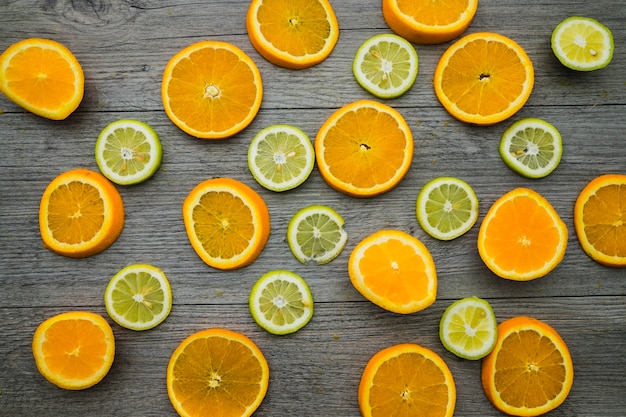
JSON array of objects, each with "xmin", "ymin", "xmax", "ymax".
[{"xmin": 1, "ymin": 1, "xmax": 625, "ymax": 416}]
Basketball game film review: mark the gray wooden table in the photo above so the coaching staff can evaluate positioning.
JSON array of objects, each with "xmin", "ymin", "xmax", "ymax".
[{"xmin": 1, "ymin": 1, "xmax": 625, "ymax": 416}]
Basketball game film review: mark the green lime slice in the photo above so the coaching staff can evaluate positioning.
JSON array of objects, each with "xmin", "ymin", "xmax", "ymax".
[
  {"xmin": 551, "ymin": 16, "xmax": 613, "ymax": 71},
  {"xmin": 499, "ymin": 118, "xmax": 563, "ymax": 179},
  {"xmin": 249, "ymin": 270, "xmax": 314, "ymax": 335},
  {"xmin": 104, "ymin": 264, "xmax": 172, "ymax": 331},
  {"xmin": 439, "ymin": 296, "xmax": 497, "ymax": 360},
  {"xmin": 95, "ymin": 119, "xmax": 162, "ymax": 185},
  {"xmin": 352, "ymin": 33, "xmax": 418, "ymax": 99},
  {"xmin": 247, "ymin": 124, "xmax": 315, "ymax": 192},
  {"xmin": 287, "ymin": 205, "xmax": 348, "ymax": 265},
  {"xmin": 416, "ymin": 177, "xmax": 478, "ymax": 241}
]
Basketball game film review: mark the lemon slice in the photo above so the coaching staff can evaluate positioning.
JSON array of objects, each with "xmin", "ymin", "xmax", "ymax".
[
  {"xmin": 249, "ymin": 270, "xmax": 314, "ymax": 335},
  {"xmin": 248, "ymin": 124, "xmax": 315, "ymax": 192},
  {"xmin": 499, "ymin": 118, "xmax": 563, "ymax": 179},
  {"xmin": 551, "ymin": 16, "xmax": 613, "ymax": 71},
  {"xmin": 95, "ymin": 119, "xmax": 162, "ymax": 185},
  {"xmin": 104, "ymin": 264, "xmax": 172, "ymax": 331},
  {"xmin": 287, "ymin": 205, "xmax": 348, "ymax": 265},
  {"xmin": 439, "ymin": 296, "xmax": 498, "ymax": 360},
  {"xmin": 352, "ymin": 33, "xmax": 418, "ymax": 99},
  {"xmin": 416, "ymin": 177, "xmax": 479, "ymax": 240}
]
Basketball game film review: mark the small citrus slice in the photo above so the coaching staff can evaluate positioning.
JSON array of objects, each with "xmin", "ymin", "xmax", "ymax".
[
  {"xmin": 39, "ymin": 168, "xmax": 125, "ymax": 258},
  {"xmin": 162, "ymin": 40, "xmax": 263, "ymax": 139},
  {"xmin": 382, "ymin": 0, "xmax": 478, "ymax": 44},
  {"xmin": 349, "ymin": 229, "xmax": 437, "ymax": 314},
  {"xmin": 104, "ymin": 264, "xmax": 172, "ymax": 331},
  {"xmin": 0, "ymin": 38, "xmax": 84, "ymax": 120},
  {"xmin": 32, "ymin": 311, "xmax": 115, "ymax": 390},
  {"xmin": 439, "ymin": 296, "xmax": 497, "ymax": 360},
  {"xmin": 416, "ymin": 176, "xmax": 478, "ymax": 240},
  {"xmin": 482, "ymin": 316, "xmax": 574, "ymax": 416},
  {"xmin": 287, "ymin": 205, "xmax": 348, "ymax": 265},
  {"xmin": 478, "ymin": 188, "xmax": 568, "ymax": 281},
  {"xmin": 499, "ymin": 118, "xmax": 563, "ymax": 179},
  {"xmin": 247, "ymin": 124, "xmax": 315, "ymax": 192},
  {"xmin": 315, "ymin": 100, "xmax": 414, "ymax": 197},
  {"xmin": 551, "ymin": 16, "xmax": 614, "ymax": 71},
  {"xmin": 249, "ymin": 270, "xmax": 314, "ymax": 335},
  {"xmin": 434, "ymin": 32, "xmax": 534, "ymax": 125},
  {"xmin": 574, "ymin": 173, "xmax": 626, "ymax": 267},
  {"xmin": 95, "ymin": 119, "xmax": 162, "ymax": 185},
  {"xmin": 246, "ymin": 0, "xmax": 339, "ymax": 69},
  {"xmin": 352, "ymin": 33, "xmax": 418, "ymax": 99},
  {"xmin": 182, "ymin": 177, "xmax": 270, "ymax": 270},
  {"xmin": 167, "ymin": 328, "xmax": 269, "ymax": 417},
  {"xmin": 359, "ymin": 343, "xmax": 456, "ymax": 417}
]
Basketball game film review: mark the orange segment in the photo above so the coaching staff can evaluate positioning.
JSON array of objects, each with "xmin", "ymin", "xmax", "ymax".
[
  {"xmin": 0, "ymin": 38, "xmax": 84, "ymax": 120},
  {"xmin": 182, "ymin": 177, "xmax": 270, "ymax": 270},
  {"xmin": 39, "ymin": 168, "xmax": 125, "ymax": 258},
  {"xmin": 162, "ymin": 40, "xmax": 263, "ymax": 139},
  {"xmin": 383, "ymin": 0, "xmax": 478, "ymax": 44},
  {"xmin": 167, "ymin": 328, "xmax": 269, "ymax": 417},
  {"xmin": 574, "ymin": 173, "xmax": 626, "ymax": 267},
  {"xmin": 359, "ymin": 343, "xmax": 456, "ymax": 417},
  {"xmin": 349, "ymin": 229, "xmax": 437, "ymax": 314},
  {"xmin": 246, "ymin": 0, "xmax": 339, "ymax": 69},
  {"xmin": 434, "ymin": 32, "xmax": 534, "ymax": 125},
  {"xmin": 482, "ymin": 316, "xmax": 574, "ymax": 416},
  {"xmin": 315, "ymin": 100, "xmax": 414, "ymax": 198},
  {"xmin": 478, "ymin": 188, "xmax": 568, "ymax": 281},
  {"xmin": 32, "ymin": 311, "xmax": 115, "ymax": 390}
]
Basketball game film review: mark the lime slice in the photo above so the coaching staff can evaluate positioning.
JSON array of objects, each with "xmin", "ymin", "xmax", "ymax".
[
  {"xmin": 551, "ymin": 16, "xmax": 613, "ymax": 71},
  {"xmin": 95, "ymin": 119, "xmax": 162, "ymax": 185},
  {"xmin": 352, "ymin": 33, "xmax": 418, "ymax": 99},
  {"xmin": 439, "ymin": 296, "xmax": 497, "ymax": 360},
  {"xmin": 249, "ymin": 270, "xmax": 314, "ymax": 335},
  {"xmin": 287, "ymin": 205, "xmax": 348, "ymax": 265},
  {"xmin": 104, "ymin": 264, "xmax": 172, "ymax": 331},
  {"xmin": 499, "ymin": 118, "xmax": 563, "ymax": 179},
  {"xmin": 416, "ymin": 177, "xmax": 478, "ymax": 241},
  {"xmin": 247, "ymin": 124, "xmax": 315, "ymax": 192}
]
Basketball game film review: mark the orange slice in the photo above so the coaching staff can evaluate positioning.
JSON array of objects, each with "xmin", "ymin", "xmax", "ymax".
[
  {"xmin": 315, "ymin": 100, "xmax": 414, "ymax": 198},
  {"xmin": 482, "ymin": 316, "xmax": 574, "ymax": 416},
  {"xmin": 477, "ymin": 188, "xmax": 568, "ymax": 281},
  {"xmin": 32, "ymin": 311, "xmax": 115, "ymax": 390},
  {"xmin": 574, "ymin": 173, "xmax": 626, "ymax": 267},
  {"xmin": 162, "ymin": 40, "xmax": 263, "ymax": 139},
  {"xmin": 348, "ymin": 229, "xmax": 437, "ymax": 314},
  {"xmin": 39, "ymin": 168, "xmax": 125, "ymax": 258},
  {"xmin": 434, "ymin": 32, "xmax": 534, "ymax": 125},
  {"xmin": 359, "ymin": 343, "xmax": 456, "ymax": 417},
  {"xmin": 182, "ymin": 177, "xmax": 270, "ymax": 270},
  {"xmin": 246, "ymin": 0, "xmax": 339, "ymax": 69},
  {"xmin": 382, "ymin": 0, "xmax": 478, "ymax": 44},
  {"xmin": 167, "ymin": 328, "xmax": 269, "ymax": 417},
  {"xmin": 0, "ymin": 38, "xmax": 84, "ymax": 120}
]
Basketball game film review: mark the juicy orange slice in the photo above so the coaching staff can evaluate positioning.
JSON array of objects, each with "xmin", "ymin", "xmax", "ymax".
[
  {"xmin": 0, "ymin": 38, "xmax": 84, "ymax": 120},
  {"xmin": 39, "ymin": 168, "xmax": 125, "ymax": 258}
]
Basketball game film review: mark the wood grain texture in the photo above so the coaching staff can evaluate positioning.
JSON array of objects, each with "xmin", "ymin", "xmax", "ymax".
[{"xmin": 1, "ymin": 0, "xmax": 625, "ymax": 416}]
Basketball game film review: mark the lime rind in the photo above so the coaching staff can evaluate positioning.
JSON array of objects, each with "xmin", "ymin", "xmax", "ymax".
[
  {"xmin": 499, "ymin": 118, "xmax": 563, "ymax": 179},
  {"xmin": 416, "ymin": 177, "xmax": 479, "ymax": 240},
  {"xmin": 551, "ymin": 16, "xmax": 613, "ymax": 71},
  {"xmin": 439, "ymin": 296, "xmax": 497, "ymax": 360},
  {"xmin": 248, "ymin": 124, "xmax": 315, "ymax": 192},
  {"xmin": 95, "ymin": 119, "xmax": 162, "ymax": 185},
  {"xmin": 104, "ymin": 264, "xmax": 172, "ymax": 331},
  {"xmin": 249, "ymin": 270, "xmax": 314, "ymax": 335},
  {"xmin": 352, "ymin": 33, "xmax": 418, "ymax": 99},
  {"xmin": 287, "ymin": 205, "xmax": 348, "ymax": 265}
]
